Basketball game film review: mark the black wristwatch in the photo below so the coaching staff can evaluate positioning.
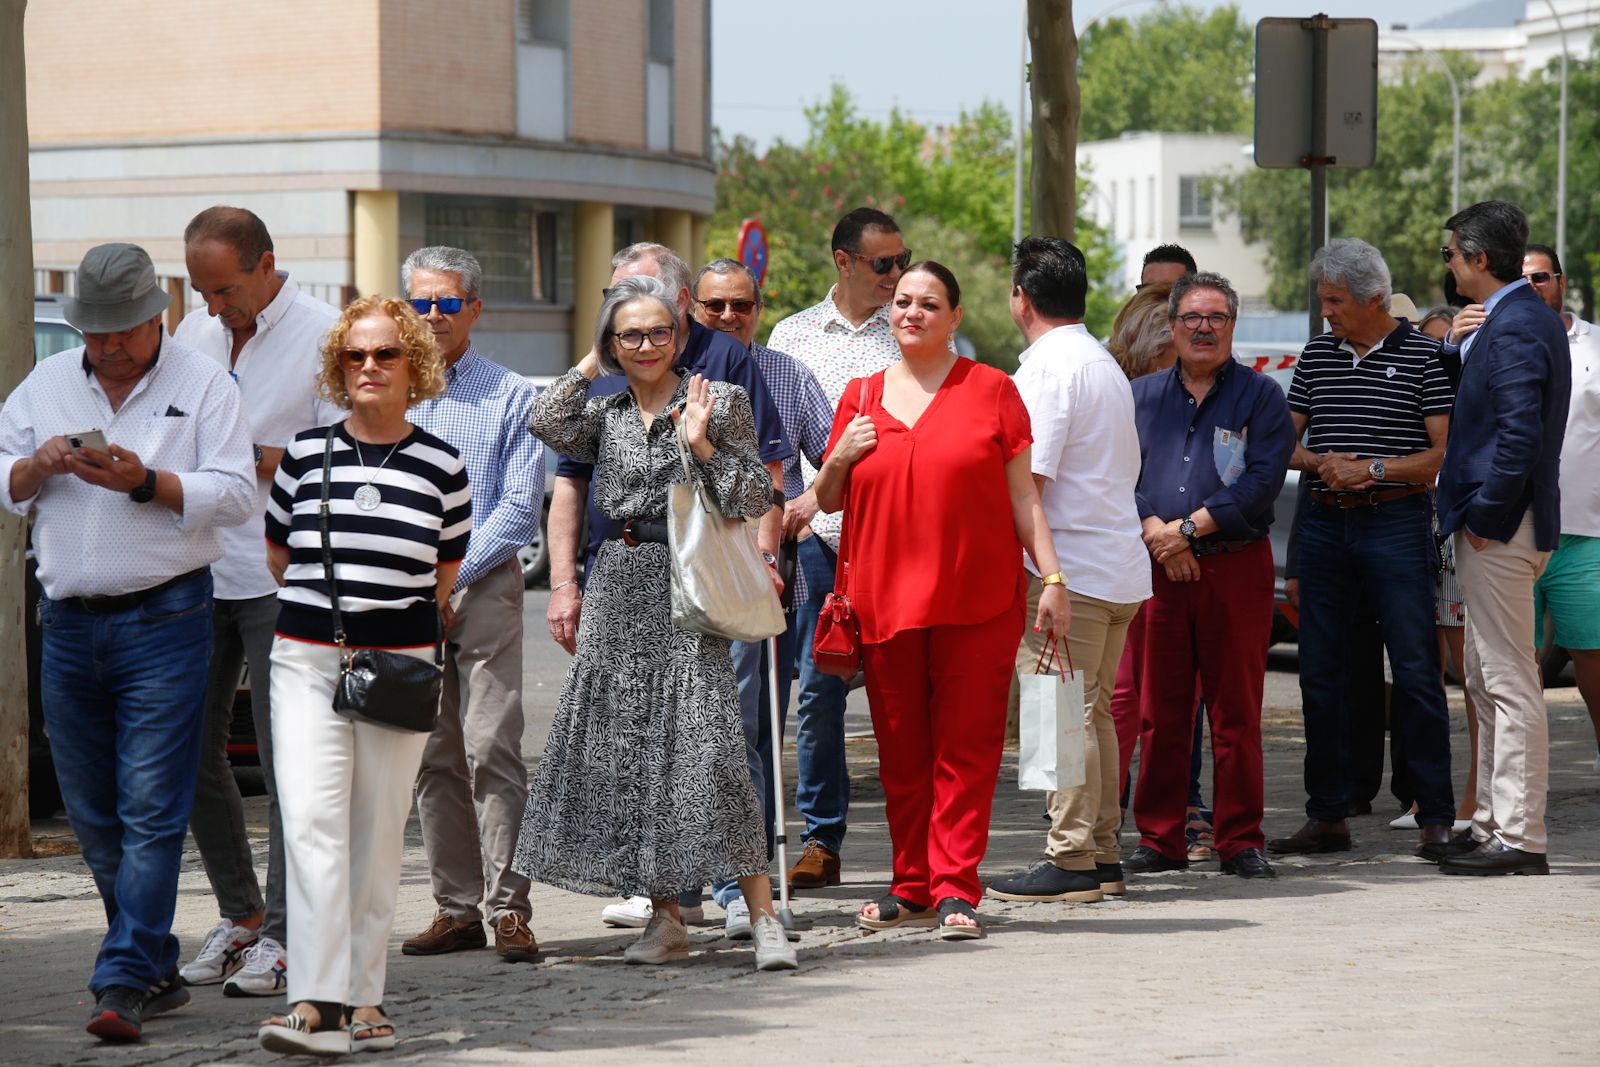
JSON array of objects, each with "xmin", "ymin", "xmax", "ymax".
[
  {"xmin": 1178, "ymin": 516, "xmax": 1198, "ymax": 543},
  {"xmin": 129, "ymin": 468, "xmax": 158, "ymax": 503},
  {"xmin": 770, "ymin": 487, "xmax": 786, "ymax": 509},
  {"xmin": 253, "ymin": 443, "xmax": 264, "ymax": 463}
]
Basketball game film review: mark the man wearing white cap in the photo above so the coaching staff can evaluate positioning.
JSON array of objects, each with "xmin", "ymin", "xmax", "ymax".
[{"xmin": 0, "ymin": 243, "xmax": 255, "ymax": 1042}]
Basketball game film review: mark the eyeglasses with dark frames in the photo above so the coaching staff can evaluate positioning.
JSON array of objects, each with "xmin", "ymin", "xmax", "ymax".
[
  {"xmin": 695, "ymin": 297, "xmax": 758, "ymax": 315},
  {"xmin": 1174, "ymin": 312, "xmax": 1236, "ymax": 330},
  {"xmin": 1440, "ymin": 246, "xmax": 1464, "ymax": 264},
  {"xmin": 408, "ymin": 296, "xmax": 466, "ymax": 316},
  {"xmin": 847, "ymin": 249, "xmax": 913, "ymax": 275},
  {"xmin": 613, "ymin": 325, "xmax": 676, "ymax": 350},
  {"xmin": 1524, "ymin": 270, "xmax": 1561, "ymax": 285}
]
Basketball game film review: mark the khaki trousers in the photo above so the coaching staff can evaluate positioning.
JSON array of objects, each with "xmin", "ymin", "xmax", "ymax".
[
  {"xmin": 1454, "ymin": 517, "xmax": 1551, "ymax": 853},
  {"xmin": 415, "ymin": 558, "xmax": 533, "ymax": 923},
  {"xmin": 1010, "ymin": 577, "xmax": 1141, "ymax": 870}
]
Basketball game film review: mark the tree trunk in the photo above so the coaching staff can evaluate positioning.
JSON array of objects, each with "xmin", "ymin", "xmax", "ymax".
[
  {"xmin": 0, "ymin": 0, "xmax": 34, "ymax": 858},
  {"xmin": 1028, "ymin": 0, "xmax": 1079, "ymax": 241}
]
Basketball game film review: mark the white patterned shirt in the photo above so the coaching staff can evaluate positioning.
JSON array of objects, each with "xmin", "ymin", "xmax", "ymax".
[
  {"xmin": 766, "ymin": 286, "xmax": 902, "ymax": 549},
  {"xmin": 1560, "ymin": 316, "xmax": 1600, "ymax": 536},
  {"xmin": 0, "ymin": 337, "xmax": 256, "ymax": 599},
  {"xmin": 174, "ymin": 273, "xmax": 342, "ymax": 599}
]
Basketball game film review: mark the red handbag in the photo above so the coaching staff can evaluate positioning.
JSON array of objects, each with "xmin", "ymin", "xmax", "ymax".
[{"xmin": 812, "ymin": 378, "xmax": 870, "ymax": 679}]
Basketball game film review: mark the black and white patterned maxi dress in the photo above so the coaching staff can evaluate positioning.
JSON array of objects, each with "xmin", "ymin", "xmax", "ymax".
[{"xmin": 511, "ymin": 366, "xmax": 771, "ymax": 897}]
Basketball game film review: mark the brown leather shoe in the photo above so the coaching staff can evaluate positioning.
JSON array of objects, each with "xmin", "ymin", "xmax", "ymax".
[
  {"xmin": 1266, "ymin": 818, "xmax": 1352, "ymax": 855},
  {"xmin": 494, "ymin": 913, "xmax": 540, "ymax": 963},
  {"xmin": 786, "ymin": 840, "xmax": 842, "ymax": 889},
  {"xmin": 401, "ymin": 912, "xmax": 486, "ymax": 956}
]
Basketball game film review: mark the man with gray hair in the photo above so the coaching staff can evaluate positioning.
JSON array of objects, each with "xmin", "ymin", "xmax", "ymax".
[
  {"xmin": 397, "ymin": 246, "xmax": 545, "ymax": 963},
  {"xmin": 1267, "ymin": 238, "xmax": 1458, "ymax": 860}
]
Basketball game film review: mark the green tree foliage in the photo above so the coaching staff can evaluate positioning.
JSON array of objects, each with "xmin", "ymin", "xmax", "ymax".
[{"xmin": 709, "ymin": 86, "xmax": 1121, "ymax": 370}]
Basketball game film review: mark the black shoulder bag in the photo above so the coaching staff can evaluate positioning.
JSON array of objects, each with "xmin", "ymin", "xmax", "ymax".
[{"xmin": 319, "ymin": 426, "xmax": 444, "ymax": 733}]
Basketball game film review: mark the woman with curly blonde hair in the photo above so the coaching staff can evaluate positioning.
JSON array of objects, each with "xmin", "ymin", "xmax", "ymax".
[{"xmin": 256, "ymin": 297, "xmax": 470, "ymax": 1055}]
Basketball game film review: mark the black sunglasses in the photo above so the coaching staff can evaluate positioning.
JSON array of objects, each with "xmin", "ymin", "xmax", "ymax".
[
  {"xmin": 695, "ymin": 297, "xmax": 757, "ymax": 315},
  {"xmin": 339, "ymin": 346, "xmax": 405, "ymax": 368},
  {"xmin": 409, "ymin": 296, "xmax": 465, "ymax": 315},
  {"xmin": 1525, "ymin": 270, "xmax": 1561, "ymax": 285},
  {"xmin": 848, "ymin": 249, "xmax": 913, "ymax": 275}
]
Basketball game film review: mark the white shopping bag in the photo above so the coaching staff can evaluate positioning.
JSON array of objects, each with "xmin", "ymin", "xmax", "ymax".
[{"xmin": 1018, "ymin": 639, "xmax": 1086, "ymax": 792}]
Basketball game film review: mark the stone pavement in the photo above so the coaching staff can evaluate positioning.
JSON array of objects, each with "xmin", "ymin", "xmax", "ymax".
[{"xmin": 3, "ymin": 652, "xmax": 1597, "ymax": 1065}]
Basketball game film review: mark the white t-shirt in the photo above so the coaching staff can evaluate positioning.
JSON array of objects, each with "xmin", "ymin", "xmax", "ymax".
[
  {"xmin": 1560, "ymin": 316, "xmax": 1600, "ymax": 537},
  {"xmin": 1012, "ymin": 323, "xmax": 1151, "ymax": 605},
  {"xmin": 174, "ymin": 273, "xmax": 341, "ymax": 599}
]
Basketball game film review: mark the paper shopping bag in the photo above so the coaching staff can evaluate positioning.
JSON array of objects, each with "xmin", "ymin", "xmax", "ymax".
[{"xmin": 1018, "ymin": 639, "xmax": 1086, "ymax": 792}]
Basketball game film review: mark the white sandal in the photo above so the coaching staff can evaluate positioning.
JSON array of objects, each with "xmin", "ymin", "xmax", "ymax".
[
  {"xmin": 350, "ymin": 1015, "xmax": 397, "ymax": 1053},
  {"xmin": 258, "ymin": 1008, "xmax": 351, "ymax": 1057}
]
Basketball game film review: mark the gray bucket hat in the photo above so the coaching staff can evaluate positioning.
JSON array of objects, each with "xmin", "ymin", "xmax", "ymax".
[{"xmin": 64, "ymin": 243, "xmax": 171, "ymax": 333}]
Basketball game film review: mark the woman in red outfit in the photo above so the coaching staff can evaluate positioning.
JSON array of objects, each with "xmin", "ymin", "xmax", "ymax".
[{"xmin": 813, "ymin": 261, "xmax": 1070, "ymax": 940}]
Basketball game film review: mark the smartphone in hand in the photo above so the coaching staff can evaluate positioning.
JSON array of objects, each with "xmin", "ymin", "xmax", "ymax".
[{"xmin": 66, "ymin": 429, "xmax": 109, "ymax": 462}]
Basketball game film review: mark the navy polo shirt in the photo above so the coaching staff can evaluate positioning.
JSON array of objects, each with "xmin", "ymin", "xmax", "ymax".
[
  {"xmin": 555, "ymin": 319, "xmax": 793, "ymax": 569},
  {"xmin": 1132, "ymin": 358, "xmax": 1296, "ymax": 543}
]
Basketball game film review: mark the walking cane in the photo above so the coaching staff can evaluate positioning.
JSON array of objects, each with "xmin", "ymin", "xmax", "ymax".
[{"xmin": 766, "ymin": 632, "xmax": 800, "ymax": 939}]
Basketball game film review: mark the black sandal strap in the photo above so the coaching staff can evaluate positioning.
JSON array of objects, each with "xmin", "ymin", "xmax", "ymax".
[
  {"xmin": 874, "ymin": 893, "xmax": 929, "ymax": 921},
  {"xmin": 937, "ymin": 896, "xmax": 978, "ymax": 924}
]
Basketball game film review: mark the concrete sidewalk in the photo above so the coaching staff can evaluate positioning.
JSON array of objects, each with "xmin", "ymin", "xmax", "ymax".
[{"xmin": 2, "ymin": 682, "xmax": 1597, "ymax": 1065}]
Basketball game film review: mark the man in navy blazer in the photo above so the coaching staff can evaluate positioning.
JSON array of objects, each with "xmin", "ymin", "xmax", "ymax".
[{"xmin": 1434, "ymin": 200, "xmax": 1570, "ymax": 876}]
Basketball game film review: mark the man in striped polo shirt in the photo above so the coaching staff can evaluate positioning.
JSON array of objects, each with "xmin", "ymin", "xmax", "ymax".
[{"xmin": 1267, "ymin": 239, "xmax": 1458, "ymax": 860}]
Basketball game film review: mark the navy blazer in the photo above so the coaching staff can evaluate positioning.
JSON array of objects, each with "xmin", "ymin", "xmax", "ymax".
[{"xmin": 1436, "ymin": 283, "xmax": 1570, "ymax": 550}]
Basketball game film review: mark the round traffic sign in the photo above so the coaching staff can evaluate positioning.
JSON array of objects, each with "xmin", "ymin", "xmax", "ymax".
[{"xmin": 737, "ymin": 218, "xmax": 768, "ymax": 287}]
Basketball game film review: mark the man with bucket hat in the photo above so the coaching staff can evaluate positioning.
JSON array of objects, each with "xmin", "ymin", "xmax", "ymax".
[{"xmin": 0, "ymin": 243, "xmax": 255, "ymax": 1042}]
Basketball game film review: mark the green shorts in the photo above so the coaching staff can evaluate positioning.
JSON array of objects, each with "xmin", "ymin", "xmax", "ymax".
[{"xmin": 1534, "ymin": 534, "xmax": 1600, "ymax": 650}]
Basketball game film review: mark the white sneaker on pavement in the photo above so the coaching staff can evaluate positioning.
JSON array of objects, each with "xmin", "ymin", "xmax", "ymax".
[
  {"xmin": 751, "ymin": 914, "xmax": 798, "ymax": 971},
  {"xmin": 223, "ymin": 937, "xmax": 287, "ymax": 998},
  {"xmin": 622, "ymin": 910, "xmax": 689, "ymax": 965},
  {"xmin": 1389, "ymin": 812, "xmax": 1419, "ymax": 830},
  {"xmin": 723, "ymin": 896, "xmax": 752, "ymax": 941},
  {"xmin": 600, "ymin": 896, "xmax": 704, "ymax": 927},
  {"xmin": 179, "ymin": 919, "xmax": 257, "ymax": 986}
]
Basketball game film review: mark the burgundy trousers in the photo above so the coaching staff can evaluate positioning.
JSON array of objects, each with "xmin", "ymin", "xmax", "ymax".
[
  {"xmin": 1134, "ymin": 540, "xmax": 1273, "ymax": 862},
  {"xmin": 862, "ymin": 599, "xmax": 1026, "ymax": 906}
]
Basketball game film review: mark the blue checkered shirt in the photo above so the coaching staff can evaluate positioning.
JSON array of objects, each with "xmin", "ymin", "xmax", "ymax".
[
  {"xmin": 408, "ymin": 344, "xmax": 544, "ymax": 590},
  {"xmin": 748, "ymin": 341, "xmax": 834, "ymax": 607}
]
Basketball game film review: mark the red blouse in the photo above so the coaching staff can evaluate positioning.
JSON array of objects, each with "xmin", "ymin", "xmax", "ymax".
[{"xmin": 823, "ymin": 358, "xmax": 1033, "ymax": 644}]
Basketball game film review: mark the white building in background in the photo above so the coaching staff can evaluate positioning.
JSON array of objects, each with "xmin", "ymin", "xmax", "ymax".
[
  {"xmin": 1379, "ymin": 0, "xmax": 1598, "ymax": 83},
  {"xmin": 1077, "ymin": 131, "xmax": 1271, "ymax": 304}
]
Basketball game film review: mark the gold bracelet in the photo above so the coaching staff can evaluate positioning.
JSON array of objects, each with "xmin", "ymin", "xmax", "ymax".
[{"xmin": 1040, "ymin": 572, "xmax": 1066, "ymax": 587}]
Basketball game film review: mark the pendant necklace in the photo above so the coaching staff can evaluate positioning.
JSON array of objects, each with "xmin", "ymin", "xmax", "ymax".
[{"xmin": 351, "ymin": 432, "xmax": 404, "ymax": 511}]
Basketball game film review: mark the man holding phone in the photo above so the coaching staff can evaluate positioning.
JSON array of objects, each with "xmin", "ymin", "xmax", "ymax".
[{"xmin": 0, "ymin": 243, "xmax": 255, "ymax": 1042}]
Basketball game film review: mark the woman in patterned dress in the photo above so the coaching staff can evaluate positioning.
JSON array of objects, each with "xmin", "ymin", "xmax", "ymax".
[{"xmin": 512, "ymin": 276, "xmax": 797, "ymax": 971}]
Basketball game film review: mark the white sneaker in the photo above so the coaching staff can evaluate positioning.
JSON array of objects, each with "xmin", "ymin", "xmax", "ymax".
[
  {"xmin": 601, "ymin": 896, "xmax": 653, "ymax": 928},
  {"xmin": 751, "ymin": 914, "xmax": 798, "ymax": 972},
  {"xmin": 223, "ymin": 937, "xmax": 287, "ymax": 997},
  {"xmin": 622, "ymin": 910, "xmax": 689, "ymax": 965},
  {"xmin": 1389, "ymin": 812, "xmax": 1419, "ymax": 830},
  {"xmin": 723, "ymin": 896, "xmax": 752, "ymax": 941},
  {"xmin": 179, "ymin": 919, "xmax": 257, "ymax": 986}
]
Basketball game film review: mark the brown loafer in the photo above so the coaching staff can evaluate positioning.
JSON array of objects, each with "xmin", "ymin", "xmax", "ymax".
[
  {"xmin": 401, "ymin": 912, "xmax": 487, "ymax": 956},
  {"xmin": 1267, "ymin": 818, "xmax": 1352, "ymax": 855},
  {"xmin": 786, "ymin": 840, "xmax": 842, "ymax": 889},
  {"xmin": 494, "ymin": 913, "xmax": 540, "ymax": 963}
]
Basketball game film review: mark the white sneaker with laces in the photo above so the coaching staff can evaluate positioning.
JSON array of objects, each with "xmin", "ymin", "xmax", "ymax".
[
  {"xmin": 622, "ymin": 910, "xmax": 689, "ymax": 965},
  {"xmin": 179, "ymin": 919, "xmax": 257, "ymax": 986},
  {"xmin": 223, "ymin": 937, "xmax": 287, "ymax": 997},
  {"xmin": 723, "ymin": 896, "xmax": 752, "ymax": 941},
  {"xmin": 600, "ymin": 896, "xmax": 704, "ymax": 927},
  {"xmin": 751, "ymin": 914, "xmax": 798, "ymax": 971}
]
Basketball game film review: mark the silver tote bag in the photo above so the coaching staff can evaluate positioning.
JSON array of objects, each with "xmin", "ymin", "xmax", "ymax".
[{"xmin": 666, "ymin": 412, "xmax": 785, "ymax": 642}]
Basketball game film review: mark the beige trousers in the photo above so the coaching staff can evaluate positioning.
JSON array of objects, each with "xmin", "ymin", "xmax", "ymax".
[
  {"xmin": 1010, "ymin": 577, "xmax": 1141, "ymax": 870},
  {"xmin": 1454, "ymin": 517, "xmax": 1551, "ymax": 853}
]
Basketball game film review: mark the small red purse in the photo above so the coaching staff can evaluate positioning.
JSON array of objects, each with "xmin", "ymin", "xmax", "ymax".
[{"xmin": 812, "ymin": 379, "xmax": 869, "ymax": 679}]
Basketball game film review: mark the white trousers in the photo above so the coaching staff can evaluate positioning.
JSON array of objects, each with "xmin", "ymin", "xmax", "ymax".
[{"xmin": 270, "ymin": 637, "xmax": 431, "ymax": 1007}]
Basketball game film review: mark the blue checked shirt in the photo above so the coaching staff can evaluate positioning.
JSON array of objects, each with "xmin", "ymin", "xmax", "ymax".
[
  {"xmin": 748, "ymin": 341, "xmax": 834, "ymax": 607},
  {"xmin": 408, "ymin": 344, "xmax": 544, "ymax": 590}
]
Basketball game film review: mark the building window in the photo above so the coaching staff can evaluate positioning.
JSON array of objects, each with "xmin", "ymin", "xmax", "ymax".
[
  {"xmin": 518, "ymin": 0, "xmax": 568, "ymax": 43},
  {"xmin": 646, "ymin": 0, "xmax": 674, "ymax": 151},
  {"xmin": 1179, "ymin": 176, "xmax": 1213, "ymax": 229},
  {"xmin": 648, "ymin": 0, "xmax": 675, "ymax": 61},
  {"xmin": 424, "ymin": 198, "xmax": 565, "ymax": 306},
  {"xmin": 515, "ymin": 0, "xmax": 568, "ymax": 141}
]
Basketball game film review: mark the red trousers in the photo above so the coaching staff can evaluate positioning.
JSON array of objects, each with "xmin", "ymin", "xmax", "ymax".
[
  {"xmin": 1134, "ymin": 540, "xmax": 1273, "ymax": 862},
  {"xmin": 1109, "ymin": 605, "xmax": 1145, "ymax": 796},
  {"xmin": 861, "ymin": 600, "xmax": 1025, "ymax": 906}
]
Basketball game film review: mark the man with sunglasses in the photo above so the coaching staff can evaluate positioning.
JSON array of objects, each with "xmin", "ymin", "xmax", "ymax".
[
  {"xmin": 173, "ymin": 207, "xmax": 342, "ymax": 998},
  {"xmin": 398, "ymin": 246, "xmax": 545, "ymax": 963}
]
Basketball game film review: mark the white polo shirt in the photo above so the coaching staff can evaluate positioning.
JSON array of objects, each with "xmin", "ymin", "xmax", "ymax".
[
  {"xmin": 1013, "ymin": 323, "xmax": 1151, "ymax": 605},
  {"xmin": 1560, "ymin": 316, "xmax": 1600, "ymax": 537},
  {"xmin": 174, "ymin": 273, "xmax": 341, "ymax": 599}
]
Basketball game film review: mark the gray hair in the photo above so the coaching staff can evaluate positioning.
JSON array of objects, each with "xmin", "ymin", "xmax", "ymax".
[
  {"xmin": 1308, "ymin": 238, "xmax": 1392, "ymax": 308},
  {"xmin": 594, "ymin": 275, "xmax": 679, "ymax": 376},
  {"xmin": 692, "ymin": 257, "xmax": 763, "ymax": 306},
  {"xmin": 1418, "ymin": 305, "xmax": 1455, "ymax": 333},
  {"xmin": 612, "ymin": 242, "xmax": 691, "ymax": 297},
  {"xmin": 1169, "ymin": 270, "xmax": 1239, "ymax": 320},
  {"xmin": 402, "ymin": 246, "xmax": 483, "ymax": 302}
]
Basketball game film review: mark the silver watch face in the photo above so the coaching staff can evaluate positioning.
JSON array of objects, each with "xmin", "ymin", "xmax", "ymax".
[{"xmin": 1370, "ymin": 460, "xmax": 1386, "ymax": 480}]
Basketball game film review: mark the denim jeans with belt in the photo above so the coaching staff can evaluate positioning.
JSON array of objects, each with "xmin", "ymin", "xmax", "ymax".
[
  {"xmin": 40, "ymin": 571, "xmax": 213, "ymax": 993},
  {"xmin": 1295, "ymin": 493, "xmax": 1455, "ymax": 825}
]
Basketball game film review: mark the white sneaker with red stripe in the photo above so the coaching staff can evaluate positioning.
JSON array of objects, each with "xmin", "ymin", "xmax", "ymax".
[{"xmin": 178, "ymin": 919, "xmax": 257, "ymax": 986}]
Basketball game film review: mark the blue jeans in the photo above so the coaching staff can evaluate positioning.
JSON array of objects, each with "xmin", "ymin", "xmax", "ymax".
[
  {"xmin": 39, "ymin": 572, "xmax": 213, "ymax": 992},
  {"xmin": 789, "ymin": 535, "xmax": 850, "ymax": 853},
  {"xmin": 1296, "ymin": 495, "xmax": 1454, "ymax": 825}
]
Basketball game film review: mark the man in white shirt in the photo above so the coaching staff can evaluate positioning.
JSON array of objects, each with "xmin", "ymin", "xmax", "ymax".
[
  {"xmin": 989, "ymin": 236, "xmax": 1152, "ymax": 905},
  {"xmin": 0, "ymin": 244, "xmax": 254, "ymax": 1041},
  {"xmin": 171, "ymin": 207, "xmax": 340, "ymax": 997}
]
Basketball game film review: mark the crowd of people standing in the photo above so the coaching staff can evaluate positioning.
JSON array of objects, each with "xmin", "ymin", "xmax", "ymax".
[{"xmin": 5, "ymin": 194, "xmax": 1591, "ymax": 1054}]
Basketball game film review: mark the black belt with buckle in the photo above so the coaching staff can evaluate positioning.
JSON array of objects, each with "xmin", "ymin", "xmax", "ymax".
[
  {"xmin": 58, "ymin": 567, "xmax": 209, "ymax": 615},
  {"xmin": 1191, "ymin": 539, "xmax": 1255, "ymax": 557},
  {"xmin": 619, "ymin": 518, "xmax": 669, "ymax": 547},
  {"xmin": 1310, "ymin": 484, "xmax": 1428, "ymax": 510}
]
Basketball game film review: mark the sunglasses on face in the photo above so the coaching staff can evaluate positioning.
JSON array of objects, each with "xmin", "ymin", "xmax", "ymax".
[
  {"xmin": 1525, "ymin": 270, "xmax": 1560, "ymax": 285},
  {"xmin": 339, "ymin": 347, "xmax": 405, "ymax": 369},
  {"xmin": 848, "ymin": 249, "xmax": 913, "ymax": 275},
  {"xmin": 1440, "ymin": 246, "xmax": 1464, "ymax": 264},
  {"xmin": 613, "ymin": 325, "xmax": 676, "ymax": 351},
  {"xmin": 1174, "ymin": 312, "xmax": 1235, "ymax": 330},
  {"xmin": 408, "ymin": 296, "xmax": 465, "ymax": 316},
  {"xmin": 695, "ymin": 297, "xmax": 757, "ymax": 315}
]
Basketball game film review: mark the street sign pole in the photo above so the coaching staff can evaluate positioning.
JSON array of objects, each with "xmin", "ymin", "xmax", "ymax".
[{"xmin": 1307, "ymin": 14, "xmax": 1332, "ymax": 341}]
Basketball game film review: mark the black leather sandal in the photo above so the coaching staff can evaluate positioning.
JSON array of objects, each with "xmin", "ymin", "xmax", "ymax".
[
  {"xmin": 856, "ymin": 893, "xmax": 938, "ymax": 930},
  {"xmin": 937, "ymin": 896, "xmax": 984, "ymax": 941}
]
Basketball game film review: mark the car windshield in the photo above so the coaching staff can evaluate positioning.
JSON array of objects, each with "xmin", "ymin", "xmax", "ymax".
[{"xmin": 35, "ymin": 321, "xmax": 81, "ymax": 362}]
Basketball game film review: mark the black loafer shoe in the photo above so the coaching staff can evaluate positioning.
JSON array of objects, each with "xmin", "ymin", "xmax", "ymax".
[
  {"xmin": 988, "ymin": 860, "xmax": 1104, "ymax": 902},
  {"xmin": 1220, "ymin": 847, "xmax": 1276, "ymax": 879},
  {"xmin": 1440, "ymin": 839, "xmax": 1549, "ymax": 876},
  {"xmin": 1122, "ymin": 845, "xmax": 1188, "ymax": 874},
  {"xmin": 1095, "ymin": 862, "xmax": 1126, "ymax": 896}
]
